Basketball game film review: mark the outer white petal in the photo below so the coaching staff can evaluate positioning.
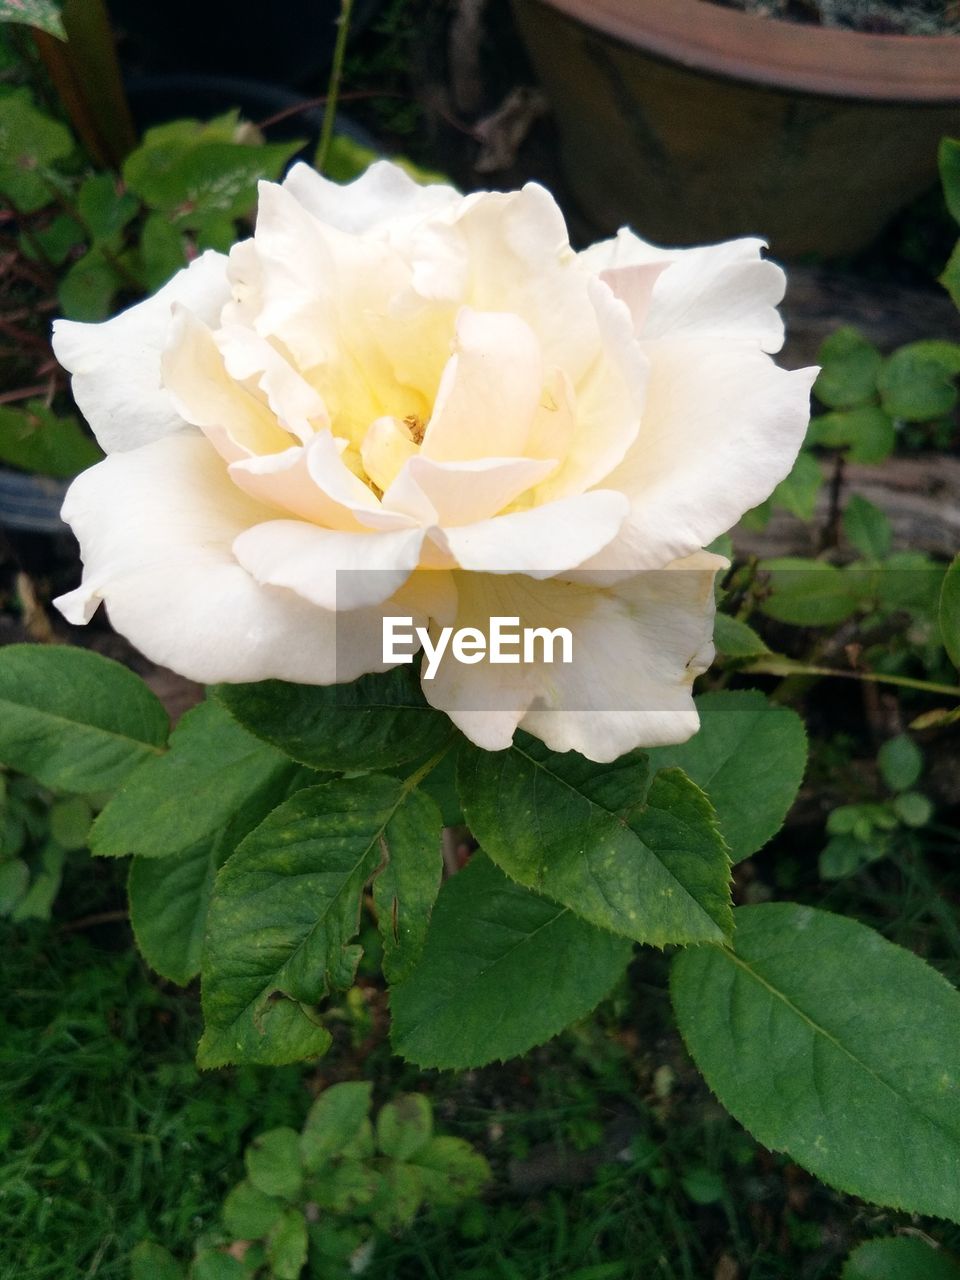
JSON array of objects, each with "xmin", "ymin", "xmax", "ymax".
[
  {"xmin": 431, "ymin": 489, "xmax": 629, "ymax": 575},
  {"xmin": 281, "ymin": 159, "xmax": 460, "ymax": 233},
  {"xmin": 232, "ymin": 521, "xmax": 425, "ymax": 612},
  {"xmin": 53, "ymin": 434, "xmax": 389, "ymax": 684},
  {"xmin": 581, "ymin": 229, "xmax": 786, "ymax": 354},
  {"xmin": 51, "ymin": 251, "xmax": 230, "ymax": 453},
  {"xmin": 588, "ymin": 340, "xmax": 817, "ymax": 571},
  {"xmin": 422, "ymin": 553, "xmax": 722, "ymax": 761}
]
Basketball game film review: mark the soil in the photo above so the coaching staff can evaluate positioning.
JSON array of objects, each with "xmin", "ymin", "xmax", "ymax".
[{"xmin": 704, "ymin": 0, "xmax": 960, "ymax": 35}]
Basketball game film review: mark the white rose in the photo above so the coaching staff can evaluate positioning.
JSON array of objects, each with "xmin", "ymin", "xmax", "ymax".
[{"xmin": 52, "ymin": 161, "xmax": 815, "ymax": 763}]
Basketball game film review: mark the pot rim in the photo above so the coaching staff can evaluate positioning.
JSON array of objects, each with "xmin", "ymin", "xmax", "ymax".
[{"xmin": 521, "ymin": 0, "xmax": 960, "ymax": 103}]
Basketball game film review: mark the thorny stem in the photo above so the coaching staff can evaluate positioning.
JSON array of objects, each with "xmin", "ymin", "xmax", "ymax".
[{"xmin": 316, "ymin": 0, "xmax": 355, "ymax": 175}]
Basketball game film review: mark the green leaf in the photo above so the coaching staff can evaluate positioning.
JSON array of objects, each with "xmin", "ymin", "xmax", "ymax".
[
  {"xmin": 843, "ymin": 1237, "xmax": 960, "ymax": 1280},
  {"xmin": 713, "ymin": 613, "xmax": 770, "ymax": 659},
  {"xmin": 300, "ymin": 1081, "xmax": 373, "ymax": 1172},
  {"xmin": 0, "ymin": 857, "xmax": 29, "ymax": 914},
  {"xmin": 48, "ymin": 795, "xmax": 92, "ymax": 849},
  {"xmin": 310, "ymin": 1159, "xmax": 383, "ymax": 1213},
  {"xmin": 893, "ymin": 791, "xmax": 933, "ymax": 828},
  {"xmin": 411, "ymin": 1136, "xmax": 490, "ymax": 1206},
  {"xmin": 877, "ymin": 734, "xmax": 922, "ymax": 793},
  {"xmin": 879, "ymin": 342, "xmax": 960, "ymax": 422},
  {"xmin": 222, "ymin": 1179, "xmax": 285, "ymax": 1239},
  {"xmin": 941, "ymin": 554, "xmax": 960, "ymax": 671},
  {"xmin": 126, "ymin": 138, "xmax": 301, "ymax": 223},
  {"xmin": 131, "ymin": 1241, "xmax": 184, "ymax": 1280},
  {"xmin": 372, "ymin": 786, "xmax": 443, "ymax": 983},
  {"xmin": 671, "ymin": 903, "xmax": 960, "ymax": 1221},
  {"xmin": 0, "ymin": 89, "xmax": 72, "ymax": 212},
  {"xmin": 939, "ymin": 239, "xmax": 960, "ymax": 310},
  {"xmin": 940, "ymin": 137, "xmax": 960, "ymax": 225},
  {"xmin": 199, "ymin": 775, "xmax": 423, "ymax": 1067},
  {"xmin": 377, "ymin": 1094, "xmax": 433, "ymax": 1160},
  {"xmin": 758, "ymin": 558, "xmax": 862, "ymax": 626},
  {"xmin": 646, "ymin": 691, "xmax": 807, "ymax": 863},
  {"xmin": 0, "ymin": 645, "xmax": 168, "ymax": 793},
  {"xmin": 76, "ymin": 174, "xmax": 138, "ymax": 244},
  {"xmin": 267, "ymin": 1208, "xmax": 308, "ymax": 1280},
  {"xmin": 808, "ymin": 406, "xmax": 895, "ymax": 464},
  {"xmin": 10, "ymin": 840, "xmax": 64, "ymax": 921},
  {"xmin": 0, "ymin": 0, "xmax": 65, "ymax": 38},
  {"xmin": 459, "ymin": 738, "xmax": 731, "ymax": 946},
  {"xmin": 190, "ymin": 1252, "xmax": 244, "ymax": 1280},
  {"xmin": 140, "ymin": 212, "xmax": 187, "ymax": 290},
  {"xmin": 814, "ymin": 328, "xmax": 882, "ymax": 409},
  {"xmin": 92, "ymin": 699, "xmax": 298, "ymax": 859},
  {"xmin": 844, "ymin": 495, "xmax": 892, "ymax": 562},
  {"xmin": 129, "ymin": 837, "xmax": 221, "ymax": 985},
  {"xmin": 58, "ymin": 248, "xmax": 119, "ymax": 322},
  {"xmin": 370, "ymin": 1163, "xmax": 424, "ymax": 1231},
  {"xmin": 246, "ymin": 1128, "xmax": 303, "ymax": 1200},
  {"xmin": 390, "ymin": 854, "xmax": 634, "ymax": 1069},
  {"xmin": 771, "ymin": 450, "xmax": 822, "ymax": 521},
  {"xmin": 0, "ymin": 401, "xmax": 101, "ymax": 478},
  {"xmin": 22, "ymin": 213, "xmax": 84, "ymax": 266},
  {"xmin": 215, "ymin": 666, "xmax": 450, "ymax": 772}
]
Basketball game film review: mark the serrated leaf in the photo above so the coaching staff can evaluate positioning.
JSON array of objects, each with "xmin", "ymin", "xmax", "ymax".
[
  {"xmin": 671, "ymin": 903, "xmax": 960, "ymax": 1222},
  {"xmin": 125, "ymin": 137, "xmax": 302, "ymax": 222},
  {"xmin": 131, "ymin": 1241, "xmax": 184, "ymax": 1280},
  {"xmin": 267, "ymin": 1208, "xmax": 308, "ymax": 1280},
  {"xmin": 843, "ymin": 1236, "xmax": 960, "ymax": 1280},
  {"xmin": 941, "ymin": 554, "xmax": 960, "ymax": 672},
  {"xmin": 647, "ymin": 691, "xmax": 807, "ymax": 863},
  {"xmin": 877, "ymin": 734, "xmax": 922, "ymax": 793},
  {"xmin": 300, "ymin": 1081, "xmax": 373, "ymax": 1172},
  {"xmin": 140, "ymin": 212, "xmax": 187, "ymax": 290},
  {"xmin": 199, "ymin": 775, "xmax": 425, "ymax": 1067},
  {"xmin": 411, "ymin": 1136, "xmax": 490, "ymax": 1206},
  {"xmin": 759, "ymin": 558, "xmax": 863, "ymax": 626},
  {"xmin": 215, "ymin": 666, "xmax": 450, "ymax": 772},
  {"xmin": 0, "ymin": 89, "xmax": 72, "ymax": 212},
  {"xmin": 879, "ymin": 341, "xmax": 960, "ymax": 422},
  {"xmin": 310, "ymin": 1160, "xmax": 383, "ymax": 1213},
  {"xmin": 372, "ymin": 787, "xmax": 443, "ymax": 983},
  {"xmin": 377, "ymin": 1094, "xmax": 433, "ymax": 1161},
  {"xmin": 390, "ymin": 854, "xmax": 633, "ymax": 1069},
  {"xmin": 246, "ymin": 1128, "xmax": 302, "ymax": 1200},
  {"xmin": 808, "ymin": 406, "xmax": 895, "ymax": 463},
  {"xmin": 713, "ymin": 612, "xmax": 770, "ymax": 659},
  {"xmin": 0, "ymin": 645, "xmax": 168, "ymax": 793},
  {"xmin": 222, "ymin": 1179, "xmax": 285, "ymax": 1239},
  {"xmin": 0, "ymin": 401, "xmax": 101, "ymax": 478},
  {"xmin": 844, "ymin": 495, "xmax": 891, "ymax": 562},
  {"xmin": 92, "ymin": 699, "xmax": 298, "ymax": 859},
  {"xmin": 814, "ymin": 328, "xmax": 882, "ymax": 409},
  {"xmin": 459, "ymin": 737, "xmax": 732, "ymax": 946},
  {"xmin": 0, "ymin": 0, "xmax": 65, "ymax": 38}
]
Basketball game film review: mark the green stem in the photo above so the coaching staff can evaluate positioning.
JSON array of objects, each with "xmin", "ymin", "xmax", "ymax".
[
  {"xmin": 743, "ymin": 657, "xmax": 960, "ymax": 700},
  {"xmin": 315, "ymin": 0, "xmax": 355, "ymax": 174},
  {"xmin": 402, "ymin": 733, "xmax": 457, "ymax": 793}
]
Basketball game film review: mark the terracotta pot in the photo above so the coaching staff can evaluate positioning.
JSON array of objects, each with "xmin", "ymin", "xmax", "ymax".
[{"xmin": 510, "ymin": 0, "xmax": 960, "ymax": 257}]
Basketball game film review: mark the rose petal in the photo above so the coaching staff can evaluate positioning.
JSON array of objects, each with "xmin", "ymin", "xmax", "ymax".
[
  {"xmin": 431, "ymin": 489, "xmax": 629, "ymax": 575},
  {"xmin": 588, "ymin": 340, "xmax": 816, "ymax": 570},
  {"xmin": 422, "ymin": 553, "xmax": 722, "ymax": 760},
  {"xmin": 54, "ymin": 434, "xmax": 392, "ymax": 684},
  {"xmin": 52, "ymin": 251, "xmax": 230, "ymax": 453},
  {"xmin": 232, "ymin": 520, "xmax": 425, "ymax": 611},
  {"xmin": 282, "ymin": 159, "xmax": 460, "ymax": 234},
  {"xmin": 382, "ymin": 454, "xmax": 557, "ymax": 527}
]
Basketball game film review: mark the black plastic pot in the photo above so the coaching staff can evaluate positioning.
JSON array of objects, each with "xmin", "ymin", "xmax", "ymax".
[{"xmin": 107, "ymin": 0, "xmax": 381, "ymax": 88}]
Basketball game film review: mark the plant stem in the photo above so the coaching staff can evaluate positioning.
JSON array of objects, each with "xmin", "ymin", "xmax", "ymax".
[
  {"xmin": 743, "ymin": 657, "xmax": 960, "ymax": 699},
  {"xmin": 315, "ymin": 0, "xmax": 355, "ymax": 174}
]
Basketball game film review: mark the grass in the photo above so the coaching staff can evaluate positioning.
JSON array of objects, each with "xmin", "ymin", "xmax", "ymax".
[{"xmin": 3, "ymin": 822, "xmax": 960, "ymax": 1279}]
